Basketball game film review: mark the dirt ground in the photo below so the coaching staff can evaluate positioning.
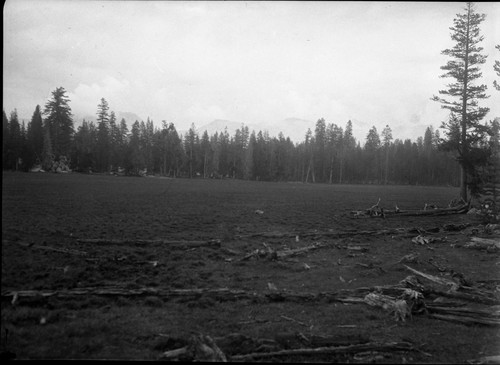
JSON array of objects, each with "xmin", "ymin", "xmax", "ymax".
[{"xmin": 1, "ymin": 172, "xmax": 499, "ymax": 362}]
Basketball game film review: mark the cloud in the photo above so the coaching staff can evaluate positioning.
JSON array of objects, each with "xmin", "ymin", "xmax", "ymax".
[
  {"xmin": 68, "ymin": 77, "xmax": 132, "ymax": 119},
  {"xmin": 3, "ymin": 1, "xmax": 499, "ymax": 142}
]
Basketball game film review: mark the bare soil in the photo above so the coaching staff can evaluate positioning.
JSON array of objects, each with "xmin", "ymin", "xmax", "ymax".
[{"xmin": 1, "ymin": 172, "xmax": 499, "ymax": 362}]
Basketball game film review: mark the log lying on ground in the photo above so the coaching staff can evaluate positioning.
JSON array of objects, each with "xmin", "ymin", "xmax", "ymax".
[
  {"xmin": 76, "ymin": 238, "xmax": 221, "ymax": 248},
  {"xmin": 1, "ymin": 285, "xmax": 419, "ymax": 308},
  {"xmin": 4, "ymin": 284, "xmax": 499, "ymax": 327},
  {"xmin": 5, "ymin": 240, "xmax": 88, "ymax": 256},
  {"xmin": 403, "ymin": 266, "xmax": 500, "ymax": 306},
  {"xmin": 385, "ymin": 204, "xmax": 470, "ymax": 217},
  {"xmin": 240, "ymin": 241, "xmax": 340, "ymax": 261},
  {"xmin": 0, "ymin": 284, "xmax": 433, "ymax": 307},
  {"xmin": 464, "ymin": 237, "xmax": 500, "ymax": 252},
  {"xmin": 371, "ymin": 277, "xmax": 500, "ymax": 326},
  {"xmin": 159, "ymin": 333, "xmax": 420, "ymax": 362},
  {"xmin": 1, "ymin": 287, "xmax": 258, "ymax": 302},
  {"xmin": 237, "ymin": 225, "xmax": 462, "ymax": 241},
  {"xmin": 215, "ymin": 332, "xmax": 371, "ymax": 355},
  {"xmin": 229, "ymin": 341, "xmax": 417, "ymax": 362},
  {"xmin": 238, "ymin": 228, "xmax": 407, "ymax": 240},
  {"xmin": 351, "ymin": 203, "xmax": 469, "ymax": 219},
  {"xmin": 468, "ymin": 354, "xmax": 500, "ymax": 364},
  {"xmin": 424, "ymin": 304, "xmax": 500, "ymax": 326}
]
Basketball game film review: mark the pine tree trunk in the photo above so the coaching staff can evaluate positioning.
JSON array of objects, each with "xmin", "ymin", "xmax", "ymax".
[
  {"xmin": 339, "ymin": 155, "xmax": 343, "ymax": 184},
  {"xmin": 384, "ymin": 149, "xmax": 389, "ymax": 184},
  {"xmin": 460, "ymin": 4, "xmax": 471, "ymax": 202},
  {"xmin": 329, "ymin": 156, "xmax": 334, "ymax": 184}
]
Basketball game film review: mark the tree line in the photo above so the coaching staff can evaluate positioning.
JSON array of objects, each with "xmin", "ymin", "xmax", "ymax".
[
  {"xmin": 3, "ymin": 90, "xmax": 463, "ymax": 186},
  {"xmin": 2, "ymin": 2, "xmax": 499, "ymax": 198}
]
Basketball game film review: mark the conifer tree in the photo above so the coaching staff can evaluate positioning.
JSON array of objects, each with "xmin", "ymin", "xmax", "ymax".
[
  {"xmin": 431, "ymin": 2, "xmax": 490, "ymax": 201},
  {"xmin": 381, "ymin": 125, "xmax": 393, "ymax": 184},
  {"xmin": 43, "ymin": 87, "xmax": 74, "ymax": 159},
  {"xmin": 3, "ymin": 110, "xmax": 10, "ymax": 168},
  {"xmin": 95, "ymin": 98, "xmax": 110, "ymax": 171}
]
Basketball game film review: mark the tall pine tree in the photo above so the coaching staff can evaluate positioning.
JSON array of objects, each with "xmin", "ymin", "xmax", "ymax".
[
  {"xmin": 95, "ymin": 98, "xmax": 110, "ymax": 172},
  {"xmin": 43, "ymin": 87, "xmax": 74, "ymax": 159},
  {"xmin": 431, "ymin": 2, "xmax": 490, "ymax": 201}
]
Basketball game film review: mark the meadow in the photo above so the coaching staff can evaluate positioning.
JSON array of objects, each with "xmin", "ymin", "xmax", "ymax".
[{"xmin": 1, "ymin": 172, "xmax": 498, "ymax": 362}]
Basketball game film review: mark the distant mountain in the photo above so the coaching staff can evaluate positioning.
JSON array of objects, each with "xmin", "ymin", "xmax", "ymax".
[
  {"xmin": 196, "ymin": 119, "xmax": 252, "ymax": 137},
  {"xmin": 255, "ymin": 118, "xmax": 315, "ymax": 143}
]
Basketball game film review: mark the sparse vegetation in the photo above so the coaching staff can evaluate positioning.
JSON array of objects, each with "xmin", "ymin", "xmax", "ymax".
[{"xmin": 1, "ymin": 172, "xmax": 498, "ymax": 361}]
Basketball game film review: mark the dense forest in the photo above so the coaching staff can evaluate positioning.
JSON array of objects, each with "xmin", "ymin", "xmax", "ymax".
[{"xmin": 3, "ymin": 87, "xmax": 474, "ymax": 187}]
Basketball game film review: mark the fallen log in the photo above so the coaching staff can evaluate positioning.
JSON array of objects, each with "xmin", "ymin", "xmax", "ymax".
[
  {"xmin": 388, "ymin": 204, "xmax": 469, "ymax": 217},
  {"xmin": 403, "ymin": 266, "xmax": 500, "ymax": 305},
  {"xmin": 0, "ymin": 287, "xmax": 258, "ymax": 302},
  {"xmin": 427, "ymin": 313, "xmax": 500, "ymax": 326},
  {"xmin": 5, "ymin": 282, "xmax": 499, "ymax": 327},
  {"xmin": 76, "ymin": 238, "xmax": 221, "ymax": 248},
  {"xmin": 238, "ymin": 228, "xmax": 404, "ymax": 240},
  {"xmin": 468, "ymin": 354, "xmax": 500, "ymax": 364},
  {"xmin": 240, "ymin": 239, "xmax": 370, "ymax": 262},
  {"xmin": 351, "ymin": 203, "xmax": 470, "ymax": 219},
  {"xmin": 229, "ymin": 341, "xmax": 417, "ymax": 361},
  {"xmin": 239, "ymin": 241, "xmax": 338, "ymax": 261},
  {"xmin": 464, "ymin": 237, "xmax": 500, "ymax": 252},
  {"xmin": 7, "ymin": 241, "xmax": 88, "ymax": 256},
  {"xmin": 403, "ymin": 265, "xmax": 458, "ymax": 288},
  {"xmin": 0, "ymin": 285, "xmax": 412, "ymax": 305},
  {"xmin": 238, "ymin": 226, "xmax": 449, "ymax": 241}
]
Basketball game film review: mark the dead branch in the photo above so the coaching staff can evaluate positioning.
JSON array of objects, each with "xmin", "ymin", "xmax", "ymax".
[
  {"xmin": 401, "ymin": 270, "xmax": 500, "ymax": 306},
  {"xmin": 240, "ymin": 241, "xmax": 336, "ymax": 261},
  {"xmin": 390, "ymin": 204, "xmax": 469, "ymax": 217},
  {"xmin": 229, "ymin": 341, "xmax": 416, "ymax": 361},
  {"xmin": 0, "ymin": 287, "xmax": 258, "ymax": 302},
  {"xmin": 0, "ymin": 284, "xmax": 413, "ymax": 306},
  {"xmin": 6, "ymin": 240, "xmax": 88, "ymax": 256},
  {"xmin": 351, "ymin": 202, "xmax": 469, "ymax": 219},
  {"xmin": 238, "ymin": 228, "xmax": 410, "ymax": 240},
  {"xmin": 427, "ymin": 313, "xmax": 500, "ymax": 326},
  {"xmin": 464, "ymin": 237, "xmax": 500, "ymax": 252},
  {"xmin": 160, "ymin": 346, "xmax": 188, "ymax": 360},
  {"xmin": 159, "ymin": 334, "xmax": 227, "ymax": 361},
  {"xmin": 76, "ymin": 238, "xmax": 221, "ymax": 248},
  {"xmin": 403, "ymin": 265, "xmax": 460, "ymax": 288},
  {"xmin": 467, "ymin": 354, "xmax": 500, "ymax": 364},
  {"xmin": 280, "ymin": 315, "xmax": 307, "ymax": 327}
]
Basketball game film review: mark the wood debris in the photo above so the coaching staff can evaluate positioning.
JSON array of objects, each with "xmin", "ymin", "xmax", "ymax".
[
  {"xmin": 464, "ymin": 237, "xmax": 500, "ymax": 252},
  {"xmin": 229, "ymin": 341, "xmax": 417, "ymax": 361},
  {"xmin": 5, "ymin": 240, "xmax": 88, "ymax": 256},
  {"xmin": 351, "ymin": 199, "xmax": 470, "ymax": 219},
  {"xmin": 76, "ymin": 238, "xmax": 221, "ymax": 249},
  {"xmin": 160, "ymin": 333, "xmax": 227, "ymax": 362}
]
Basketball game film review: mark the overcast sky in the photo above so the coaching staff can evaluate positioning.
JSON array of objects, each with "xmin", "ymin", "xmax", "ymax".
[{"xmin": 3, "ymin": 0, "xmax": 500, "ymax": 142}]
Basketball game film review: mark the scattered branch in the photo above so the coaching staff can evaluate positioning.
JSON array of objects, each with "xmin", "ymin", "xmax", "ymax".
[
  {"xmin": 76, "ymin": 238, "xmax": 221, "ymax": 249},
  {"xmin": 230, "ymin": 341, "xmax": 416, "ymax": 361},
  {"xmin": 6, "ymin": 240, "xmax": 88, "ymax": 256}
]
